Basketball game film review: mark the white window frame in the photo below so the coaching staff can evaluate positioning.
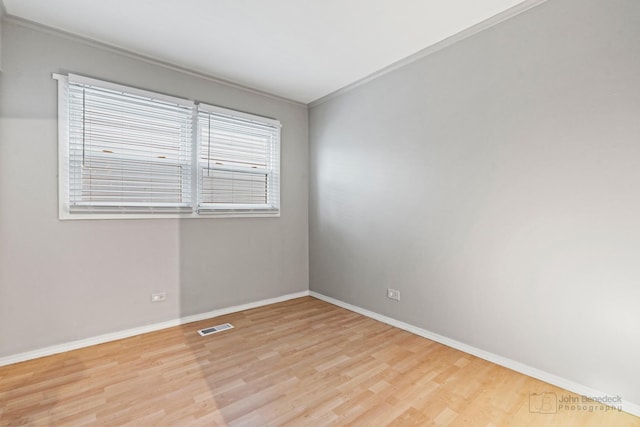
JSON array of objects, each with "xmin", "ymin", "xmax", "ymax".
[{"xmin": 55, "ymin": 73, "xmax": 281, "ymax": 220}]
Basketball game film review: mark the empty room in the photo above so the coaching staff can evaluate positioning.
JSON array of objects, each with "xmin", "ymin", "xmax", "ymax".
[{"xmin": 1, "ymin": 0, "xmax": 639, "ymax": 425}]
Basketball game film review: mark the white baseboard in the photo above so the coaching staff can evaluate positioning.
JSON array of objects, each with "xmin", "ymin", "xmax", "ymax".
[
  {"xmin": 309, "ymin": 291, "xmax": 640, "ymax": 418},
  {"xmin": 0, "ymin": 290, "xmax": 310, "ymax": 368}
]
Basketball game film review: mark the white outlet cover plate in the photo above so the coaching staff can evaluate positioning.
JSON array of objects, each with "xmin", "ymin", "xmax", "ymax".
[{"xmin": 151, "ymin": 292, "xmax": 166, "ymax": 302}]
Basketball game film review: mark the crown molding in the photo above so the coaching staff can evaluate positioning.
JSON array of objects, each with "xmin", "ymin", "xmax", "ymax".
[
  {"xmin": 3, "ymin": 1, "xmax": 549, "ymax": 108},
  {"xmin": 2, "ymin": 14, "xmax": 306, "ymax": 107},
  {"xmin": 309, "ymin": 0, "xmax": 549, "ymax": 108}
]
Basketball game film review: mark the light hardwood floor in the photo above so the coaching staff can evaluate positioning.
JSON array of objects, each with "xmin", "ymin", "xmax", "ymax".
[{"xmin": 0, "ymin": 297, "xmax": 637, "ymax": 426}]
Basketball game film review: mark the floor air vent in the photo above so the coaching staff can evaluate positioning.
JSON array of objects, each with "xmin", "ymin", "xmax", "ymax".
[{"xmin": 198, "ymin": 323, "xmax": 234, "ymax": 336}]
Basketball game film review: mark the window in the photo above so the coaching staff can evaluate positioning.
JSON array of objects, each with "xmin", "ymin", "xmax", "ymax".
[
  {"xmin": 62, "ymin": 74, "xmax": 194, "ymax": 214},
  {"xmin": 55, "ymin": 74, "xmax": 281, "ymax": 219},
  {"xmin": 198, "ymin": 105, "xmax": 280, "ymax": 214}
]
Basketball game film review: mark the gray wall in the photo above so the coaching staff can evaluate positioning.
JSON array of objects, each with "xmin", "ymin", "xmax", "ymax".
[
  {"xmin": 0, "ymin": 12, "xmax": 3, "ymax": 71},
  {"xmin": 310, "ymin": 0, "xmax": 640, "ymax": 405},
  {"xmin": 0, "ymin": 20, "xmax": 308, "ymax": 357}
]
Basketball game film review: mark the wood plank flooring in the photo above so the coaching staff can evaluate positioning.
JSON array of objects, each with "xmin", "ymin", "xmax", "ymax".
[{"xmin": 0, "ymin": 297, "xmax": 638, "ymax": 426}]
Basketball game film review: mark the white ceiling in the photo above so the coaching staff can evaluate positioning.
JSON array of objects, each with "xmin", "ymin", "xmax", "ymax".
[{"xmin": 4, "ymin": 0, "xmax": 531, "ymax": 103}]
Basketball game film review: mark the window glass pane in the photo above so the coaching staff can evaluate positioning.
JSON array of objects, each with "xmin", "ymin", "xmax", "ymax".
[{"xmin": 201, "ymin": 169, "xmax": 268, "ymax": 205}]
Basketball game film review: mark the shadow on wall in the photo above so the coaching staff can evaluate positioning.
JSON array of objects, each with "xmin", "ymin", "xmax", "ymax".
[{"xmin": 174, "ymin": 216, "xmax": 290, "ymax": 424}]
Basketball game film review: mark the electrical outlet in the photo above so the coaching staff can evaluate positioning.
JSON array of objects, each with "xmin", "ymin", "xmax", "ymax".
[
  {"xmin": 151, "ymin": 292, "xmax": 166, "ymax": 303},
  {"xmin": 387, "ymin": 288, "xmax": 400, "ymax": 301}
]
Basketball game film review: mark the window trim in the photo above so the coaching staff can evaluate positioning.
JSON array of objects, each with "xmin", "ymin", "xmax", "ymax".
[{"xmin": 54, "ymin": 73, "xmax": 281, "ymax": 220}]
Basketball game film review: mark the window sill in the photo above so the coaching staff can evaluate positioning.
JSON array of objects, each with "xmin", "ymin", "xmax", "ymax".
[{"xmin": 58, "ymin": 210, "xmax": 281, "ymax": 220}]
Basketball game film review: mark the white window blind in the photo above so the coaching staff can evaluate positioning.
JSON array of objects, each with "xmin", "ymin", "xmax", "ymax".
[
  {"xmin": 56, "ymin": 73, "xmax": 281, "ymax": 219},
  {"xmin": 66, "ymin": 74, "xmax": 194, "ymax": 213},
  {"xmin": 197, "ymin": 104, "xmax": 281, "ymax": 213}
]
